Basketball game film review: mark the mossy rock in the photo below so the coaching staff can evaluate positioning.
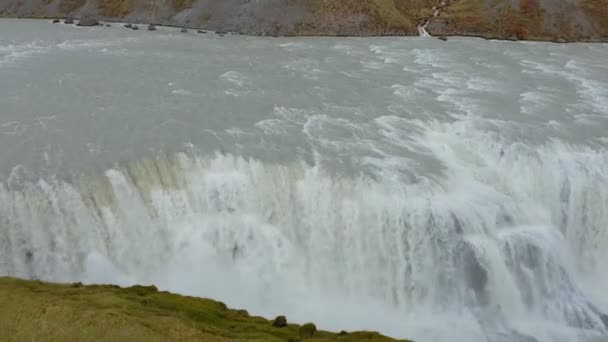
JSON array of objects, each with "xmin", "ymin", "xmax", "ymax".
[
  {"xmin": 299, "ymin": 323, "xmax": 317, "ymax": 339},
  {"xmin": 272, "ymin": 315, "xmax": 288, "ymax": 328}
]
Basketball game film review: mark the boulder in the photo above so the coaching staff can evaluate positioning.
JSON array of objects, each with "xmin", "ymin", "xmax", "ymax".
[
  {"xmin": 148, "ymin": 24, "xmax": 157, "ymax": 31},
  {"xmin": 132, "ymin": 25, "xmax": 139, "ymax": 31},
  {"xmin": 556, "ymin": 37, "xmax": 567, "ymax": 43},
  {"xmin": 299, "ymin": 323, "xmax": 316, "ymax": 339},
  {"xmin": 52, "ymin": 19, "xmax": 60, "ymax": 23},
  {"xmin": 438, "ymin": 36, "xmax": 448, "ymax": 41},
  {"xmin": 105, "ymin": 24, "xmax": 111, "ymax": 27},
  {"xmin": 124, "ymin": 23, "xmax": 132, "ymax": 28},
  {"xmin": 197, "ymin": 30, "xmax": 207, "ymax": 34},
  {"xmin": 77, "ymin": 17, "xmax": 99, "ymax": 27},
  {"xmin": 181, "ymin": 28, "xmax": 188, "ymax": 33},
  {"xmin": 64, "ymin": 18, "xmax": 74, "ymax": 24},
  {"xmin": 272, "ymin": 315, "xmax": 287, "ymax": 328}
]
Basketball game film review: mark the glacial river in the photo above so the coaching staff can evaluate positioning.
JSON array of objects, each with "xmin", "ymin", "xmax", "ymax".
[{"xmin": 1, "ymin": 19, "xmax": 608, "ymax": 342}]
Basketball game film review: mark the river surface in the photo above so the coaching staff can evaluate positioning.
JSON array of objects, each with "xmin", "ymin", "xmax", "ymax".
[{"xmin": 2, "ymin": 19, "xmax": 608, "ymax": 342}]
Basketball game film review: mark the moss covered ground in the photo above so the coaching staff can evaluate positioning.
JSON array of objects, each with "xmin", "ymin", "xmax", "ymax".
[{"xmin": 0, "ymin": 277, "xmax": 412, "ymax": 342}]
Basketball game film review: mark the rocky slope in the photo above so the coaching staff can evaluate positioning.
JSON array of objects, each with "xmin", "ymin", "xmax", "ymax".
[
  {"xmin": 0, "ymin": 0, "xmax": 606, "ymax": 41},
  {"xmin": 0, "ymin": 277, "xmax": 410, "ymax": 342}
]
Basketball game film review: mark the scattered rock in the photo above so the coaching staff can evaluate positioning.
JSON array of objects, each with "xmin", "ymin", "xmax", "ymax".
[
  {"xmin": 438, "ymin": 36, "xmax": 448, "ymax": 41},
  {"xmin": 599, "ymin": 312, "xmax": 608, "ymax": 329},
  {"xmin": 64, "ymin": 18, "xmax": 74, "ymax": 24},
  {"xmin": 77, "ymin": 17, "xmax": 99, "ymax": 27},
  {"xmin": 299, "ymin": 323, "xmax": 316, "ymax": 339},
  {"xmin": 52, "ymin": 19, "xmax": 60, "ymax": 23},
  {"xmin": 124, "ymin": 23, "xmax": 132, "ymax": 28},
  {"xmin": 272, "ymin": 315, "xmax": 287, "ymax": 328},
  {"xmin": 71, "ymin": 282, "xmax": 83, "ymax": 288},
  {"xmin": 148, "ymin": 24, "xmax": 156, "ymax": 31},
  {"xmin": 180, "ymin": 28, "xmax": 188, "ymax": 33},
  {"xmin": 132, "ymin": 25, "xmax": 139, "ymax": 31},
  {"xmin": 24, "ymin": 250, "xmax": 33, "ymax": 263}
]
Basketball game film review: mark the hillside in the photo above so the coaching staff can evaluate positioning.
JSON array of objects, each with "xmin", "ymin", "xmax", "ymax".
[
  {"xmin": 0, "ymin": 277, "xmax": 410, "ymax": 342},
  {"xmin": 0, "ymin": 0, "xmax": 606, "ymax": 41}
]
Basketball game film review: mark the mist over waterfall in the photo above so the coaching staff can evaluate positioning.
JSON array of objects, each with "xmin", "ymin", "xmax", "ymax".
[
  {"xmin": 3, "ymin": 139, "xmax": 608, "ymax": 341},
  {"xmin": 2, "ymin": 19, "xmax": 608, "ymax": 342}
]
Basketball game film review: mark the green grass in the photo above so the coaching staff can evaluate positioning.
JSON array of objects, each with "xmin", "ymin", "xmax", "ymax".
[{"xmin": 0, "ymin": 277, "xmax": 412, "ymax": 342}]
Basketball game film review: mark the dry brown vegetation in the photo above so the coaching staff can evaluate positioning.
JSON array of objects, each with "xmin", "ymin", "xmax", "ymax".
[
  {"xmin": 299, "ymin": 0, "xmax": 434, "ymax": 35},
  {"xmin": 438, "ymin": 0, "xmax": 550, "ymax": 39},
  {"xmin": 582, "ymin": 0, "xmax": 608, "ymax": 34},
  {"xmin": 58, "ymin": 0, "xmax": 86, "ymax": 13},
  {"xmin": 171, "ymin": 0, "xmax": 194, "ymax": 11},
  {"xmin": 97, "ymin": 0, "xmax": 133, "ymax": 17}
]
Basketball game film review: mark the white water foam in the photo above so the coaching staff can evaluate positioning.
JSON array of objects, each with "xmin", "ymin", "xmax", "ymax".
[{"xmin": 2, "ymin": 117, "xmax": 607, "ymax": 341}]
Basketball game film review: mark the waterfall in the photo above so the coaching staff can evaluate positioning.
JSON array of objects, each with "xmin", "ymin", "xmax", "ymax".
[{"xmin": 1, "ymin": 135, "xmax": 607, "ymax": 341}]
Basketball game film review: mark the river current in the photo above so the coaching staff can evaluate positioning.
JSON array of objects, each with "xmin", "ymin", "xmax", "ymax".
[{"xmin": 1, "ymin": 19, "xmax": 608, "ymax": 342}]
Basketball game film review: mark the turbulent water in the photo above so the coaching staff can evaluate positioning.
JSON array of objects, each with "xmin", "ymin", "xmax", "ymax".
[{"xmin": 2, "ymin": 19, "xmax": 608, "ymax": 342}]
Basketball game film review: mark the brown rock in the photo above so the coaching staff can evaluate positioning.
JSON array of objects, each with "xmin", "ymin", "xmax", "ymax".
[{"xmin": 77, "ymin": 17, "xmax": 99, "ymax": 27}]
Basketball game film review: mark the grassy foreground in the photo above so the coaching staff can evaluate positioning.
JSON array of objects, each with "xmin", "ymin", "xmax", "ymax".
[{"xmin": 0, "ymin": 277, "xmax": 411, "ymax": 342}]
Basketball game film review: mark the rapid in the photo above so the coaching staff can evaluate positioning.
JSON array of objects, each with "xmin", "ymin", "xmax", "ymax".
[{"xmin": 1, "ymin": 19, "xmax": 608, "ymax": 342}]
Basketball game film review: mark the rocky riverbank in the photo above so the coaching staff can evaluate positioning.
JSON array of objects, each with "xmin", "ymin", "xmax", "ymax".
[
  {"xmin": 0, "ymin": 0, "xmax": 607, "ymax": 42},
  {"xmin": 0, "ymin": 277, "xmax": 411, "ymax": 342}
]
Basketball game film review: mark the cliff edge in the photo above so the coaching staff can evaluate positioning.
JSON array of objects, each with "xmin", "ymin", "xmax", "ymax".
[{"xmin": 0, "ymin": 277, "xmax": 409, "ymax": 342}]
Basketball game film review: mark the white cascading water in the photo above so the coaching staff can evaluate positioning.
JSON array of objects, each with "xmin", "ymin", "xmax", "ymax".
[
  {"xmin": 2, "ymin": 19, "xmax": 608, "ymax": 342},
  {"xmin": 1, "ymin": 115, "xmax": 607, "ymax": 342}
]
